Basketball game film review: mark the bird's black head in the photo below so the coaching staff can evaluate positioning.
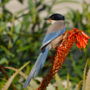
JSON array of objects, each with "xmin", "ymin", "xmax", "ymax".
[{"xmin": 46, "ymin": 13, "xmax": 65, "ymax": 21}]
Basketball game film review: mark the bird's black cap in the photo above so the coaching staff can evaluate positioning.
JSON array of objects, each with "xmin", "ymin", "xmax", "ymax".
[{"xmin": 46, "ymin": 13, "xmax": 65, "ymax": 20}]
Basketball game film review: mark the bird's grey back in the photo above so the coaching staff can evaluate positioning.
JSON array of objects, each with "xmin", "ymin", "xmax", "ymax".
[{"xmin": 46, "ymin": 21, "xmax": 65, "ymax": 34}]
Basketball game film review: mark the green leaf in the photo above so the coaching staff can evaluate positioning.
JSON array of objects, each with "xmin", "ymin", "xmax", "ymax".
[
  {"xmin": 57, "ymin": 0, "xmax": 78, "ymax": 4},
  {"xmin": 0, "ymin": 58, "xmax": 8, "ymax": 64},
  {"xmin": 0, "ymin": 45, "xmax": 14, "ymax": 57},
  {"xmin": 28, "ymin": 0, "xmax": 37, "ymax": 23}
]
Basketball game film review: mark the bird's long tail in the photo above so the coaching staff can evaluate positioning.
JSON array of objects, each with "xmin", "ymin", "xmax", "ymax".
[{"xmin": 23, "ymin": 46, "xmax": 49, "ymax": 88}]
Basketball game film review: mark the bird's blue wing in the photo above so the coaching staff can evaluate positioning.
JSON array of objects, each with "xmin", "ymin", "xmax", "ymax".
[{"xmin": 41, "ymin": 28, "xmax": 66, "ymax": 49}]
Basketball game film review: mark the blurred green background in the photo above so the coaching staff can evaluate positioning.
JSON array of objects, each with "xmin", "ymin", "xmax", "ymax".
[{"xmin": 0, "ymin": 0, "xmax": 90, "ymax": 90}]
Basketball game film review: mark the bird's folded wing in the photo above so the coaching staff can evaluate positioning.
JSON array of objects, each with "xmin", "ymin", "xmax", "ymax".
[{"xmin": 41, "ymin": 28, "xmax": 66, "ymax": 49}]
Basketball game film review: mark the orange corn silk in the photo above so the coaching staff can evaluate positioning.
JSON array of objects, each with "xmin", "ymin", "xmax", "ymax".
[{"xmin": 68, "ymin": 28, "xmax": 90, "ymax": 48}]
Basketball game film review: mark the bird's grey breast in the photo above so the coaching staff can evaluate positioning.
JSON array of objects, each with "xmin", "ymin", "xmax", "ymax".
[{"xmin": 47, "ymin": 21, "xmax": 65, "ymax": 49}]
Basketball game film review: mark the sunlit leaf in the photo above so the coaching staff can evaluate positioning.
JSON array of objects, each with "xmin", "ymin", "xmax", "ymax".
[
  {"xmin": 54, "ymin": 73, "xmax": 64, "ymax": 90},
  {"xmin": 2, "ymin": 62, "xmax": 30, "ymax": 90},
  {"xmin": 82, "ymin": 59, "xmax": 90, "ymax": 90},
  {"xmin": 85, "ymin": 69, "xmax": 90, "ymax": 90}
]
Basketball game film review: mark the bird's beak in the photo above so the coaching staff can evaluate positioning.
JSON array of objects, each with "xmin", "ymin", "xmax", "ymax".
[{"xmin": 45, "ymin": 18, "xmax": 52, "ymax": 23}]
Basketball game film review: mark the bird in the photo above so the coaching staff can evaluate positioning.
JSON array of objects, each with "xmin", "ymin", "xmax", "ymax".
[{"xmin": 23, "ymin": 13, "xmax": 66, "ymax": 88}]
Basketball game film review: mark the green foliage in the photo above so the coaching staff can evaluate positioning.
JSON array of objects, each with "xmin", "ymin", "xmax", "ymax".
[{"xmin": 0, "ymin": 0, "xmax": 90, "ymax": 90}]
